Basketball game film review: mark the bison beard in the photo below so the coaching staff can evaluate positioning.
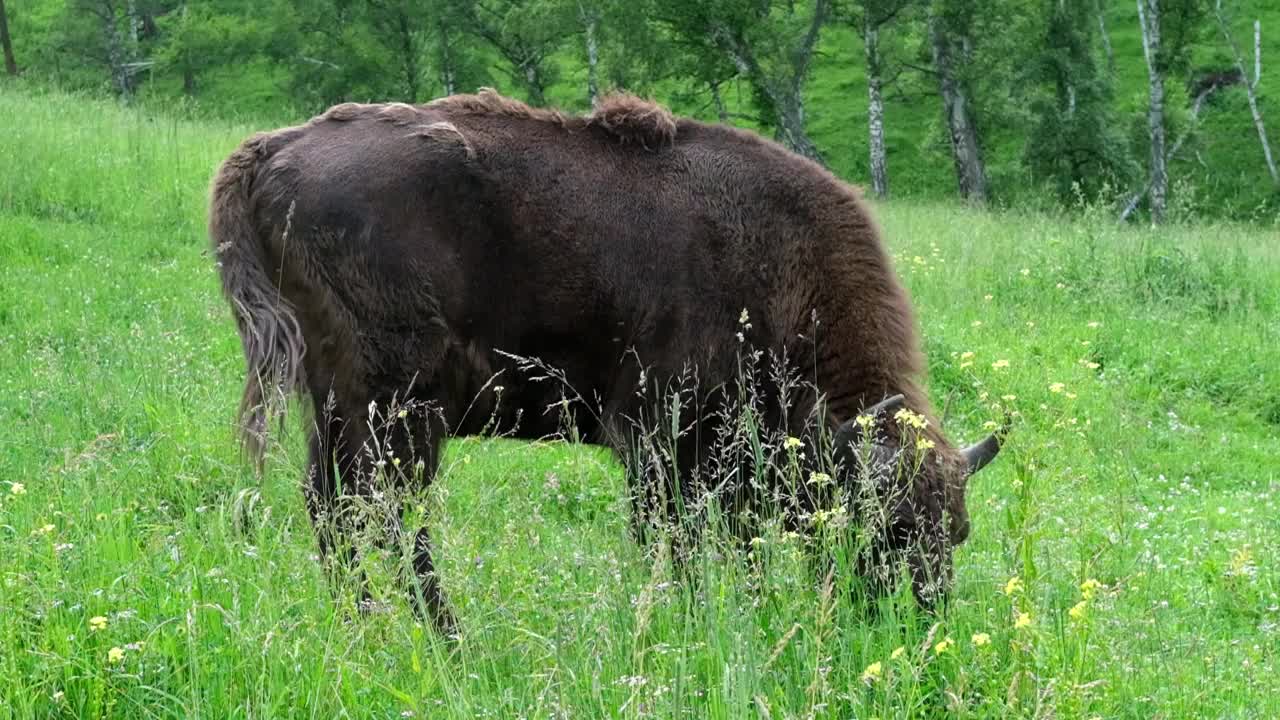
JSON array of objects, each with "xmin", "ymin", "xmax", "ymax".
[{"xmin": 208, "ymin": 90, "xmax": 1004, "ymax": 636}]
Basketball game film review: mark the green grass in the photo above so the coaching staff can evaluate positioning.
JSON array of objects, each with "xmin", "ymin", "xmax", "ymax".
[{"xmin": 2, "ymin": 85, "xmax": 1279, "ymax": 719}]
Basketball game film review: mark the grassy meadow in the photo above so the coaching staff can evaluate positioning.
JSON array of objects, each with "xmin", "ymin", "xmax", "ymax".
[{"xmin": 1, "ymin": 86, "xmax": 1279, "ymax": 719}]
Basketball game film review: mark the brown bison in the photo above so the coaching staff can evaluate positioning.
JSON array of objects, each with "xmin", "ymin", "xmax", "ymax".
[{"xmin": 209, "ymin": 89, "xmax": 1003, "ymax": 635}]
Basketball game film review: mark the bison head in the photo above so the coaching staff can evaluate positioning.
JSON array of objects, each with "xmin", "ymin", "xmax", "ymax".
[{"xmin": 829, "ymin": 394, "xmax": 1006, "ymax": 607}]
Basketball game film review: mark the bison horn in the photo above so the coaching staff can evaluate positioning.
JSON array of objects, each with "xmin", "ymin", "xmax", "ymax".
[
  {"xmin": 862, "ymin": 393, "xmax": 906, "ymax": 418},
  {"xmin": 961, "ymin": 417, "xmax": 1010, "ymax": 474}
]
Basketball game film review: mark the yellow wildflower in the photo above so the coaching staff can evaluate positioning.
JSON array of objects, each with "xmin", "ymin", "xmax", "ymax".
[
  {"xmin": 960, "ymin": 351, "xmax": 975, "ymax": 360},
  {"xmin": 983, "ymin": 294, "xmax": 994, "ymax": 301},
  {"xmin": 855, "ymin": 414, "xmax": 875, "ymax": 431},
  {"xmin": 38, "ymin": 524, "xmax": 55, "ymax": 535},
  {"xmin": 107, "ymin": 647, "xmax": 125, "ymax": 664},
  {"xmin": 808, "ymin": 471, "xmax": 832, "ymax": 486},
  {"xmin": 861, "ymin": 661, "xmax": 883, "ymax": 684},
  {"xmin": 972, "ymin": 632, "xmax": 991, "ymax": 647},
  {"xmin": 89, "ymin": 616, "xmax": 108, "ymax": 632},
  {"xmin": 1004, "ymin": 576, "xmax": 1024, "ymax": 596},
  {"xmin": 916, "ymin": 437, "xmax": 935, "ymax": 451},
  {"xmin": 1087, "ymin": 321, "xmax": 1101, "ymax": 328},
  {"xmin": 1068, "ymin": 601, "xmax": 1088, "ymax": 621},
  {"xmin": 893, "ymin": 408, "xmax": 927, "ymax": 430},
  {"xmin": 784, "ymin": 436, "xmax": 804, "ymax": 451},
  {"xmin": 991, "ymin": 359, "xmax": 1010, "ymax": 370},
  {"xmin": 1014, "ymin": 612, "xmax": 1032, "ymax": 629},
  {"xmin": 1001, "ymin": 394, "xmax": 1017, "ymax": 401},
  {"xmin": 971, "ymin": 320, "xmax": 983, "ymax": 328},
  {"xmin": 934, "ymin": 637, "xmax": 954, "ymax": 655},
  {"xmin": 9, "ymin": 483, "xmax": 25, "ymax": 496},
  {"xmin": 890, "ymin": 646, "xmax": 906, "ymax": 660},
  {"xmin": 1020, "ymin": 268, "xmax": 1031, "ymax": 277},
  {"xmin": 1049, "ymin": 382, "xmax": 1066, "ymax": 394}
]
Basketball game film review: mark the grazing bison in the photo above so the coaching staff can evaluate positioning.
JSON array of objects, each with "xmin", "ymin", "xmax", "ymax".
[{"xmin": 209, "ymin": 89, "xmax": 1003, "ymax": 634}]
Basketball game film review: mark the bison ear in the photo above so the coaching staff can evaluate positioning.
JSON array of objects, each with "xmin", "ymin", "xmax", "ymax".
[{"xmin": 834, "ymin": 393, "xmax": 906, "ymax": 446}]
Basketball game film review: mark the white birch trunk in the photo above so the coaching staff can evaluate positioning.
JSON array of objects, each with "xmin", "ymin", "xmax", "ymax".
[
  {"xmin": 1138, "ymin": 0, "xmax": 1167, "ymax": 223},
  {"xmin": 1216, "ymin": 3, "xmax": 1279, "ymax": 185},
  {"xmin": 580, "ymin": 2, "xmax": 600, "ymax": 105},
  {"xmin": 929, "ymin": 12, "xmax": 987, "ymax": 204},
  {"xmin": 865, "ymin": 22, "xmax": 888, "ymax": 198}
]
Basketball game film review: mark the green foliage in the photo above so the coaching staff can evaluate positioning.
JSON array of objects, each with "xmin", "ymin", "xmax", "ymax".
[
  {"xmin": 3, "ymin": 86, "xmax": 1279, "ymax": 717},
  {"xmin": 1024, "ymin": 0, "xmax": 1135, "ymax": 201},
  {"xmin": 2, "ymin": 0, "xmax": 1278, "ymax": 215}
]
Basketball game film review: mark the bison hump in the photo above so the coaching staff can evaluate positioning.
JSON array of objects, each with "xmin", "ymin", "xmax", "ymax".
[{"xmin": 587, "ymin": 94, "xmax": 677, "ymax": 150}]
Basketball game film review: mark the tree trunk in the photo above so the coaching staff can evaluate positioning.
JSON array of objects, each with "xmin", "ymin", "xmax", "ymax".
[
  {"xmin": 99, "ymin": 0, "xmax": 132, "ymax": 98},
  {"xmin": 395, "ymin": 10, "xmax": 420, "ymax": 100},
  {"xmin": 438, "ymin": 15, "xmax": 456, "ymax": 96},
  {"xmin": 865, "ymin": 22, "xmax": 888, "ymax": 198},
  {"xmin": 1215, "ymin": 3, "xmax": 1279, "ymax": 185},
  {"xmin": 1137, "ymin": 0, "xmax": 1167, "ymax": 223},
  {"xmin": 710, "ymin": 81, "xmax": 729, "ymax": 124},
  {"xmin": 929, "ymin": 12, "xmax": 987, "ymax": 204},
  {"xmin": 711, "ymin": 0, "xmax": 828, "ymax": 164},
  {"xmin": 580, "ymin": 2, "xmax": 599, "ymax": 105},
  {"xmin": 523, "ymin": 62, "xmax": 546, "ymax": 106},
  {"xmin": 0, "ymin": 0, "xmax": 17, "ymax": 76},
  {"xmin": 1096, "ymin": 0, "xmax": 1114, "ymax": 71}
]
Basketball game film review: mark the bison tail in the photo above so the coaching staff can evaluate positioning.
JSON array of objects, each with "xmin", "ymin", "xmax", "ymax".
[{"xmin": 209, "ymin": 136, "xmax": 305, "ymax": 467}]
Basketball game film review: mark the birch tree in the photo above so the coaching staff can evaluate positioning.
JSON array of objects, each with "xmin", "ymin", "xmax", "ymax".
[
  {"xmin": 929, "ymin": 0, "xmax": 987, "ymax": 203},
  {"xmin": 847, "ymin": 0, "xmax": 915, "ymax": 199},
  {"xmin": 1137, "ymin": 0, "xmax": 1168, "ymax": 222},
  {"xmin": 1214, "ymin": 1, "xmax": 1278, "ymax": 186},
  {"xmin": 653, "ymin": 0, "xmax": 832, "ymax": 163},
  {"xmin": 0, "ymin": 0, "xmax": 17, "ymax": 76},
  {"xmin": 1026, "ymin": 0, "xmax": 1132, "ymax": 202}
]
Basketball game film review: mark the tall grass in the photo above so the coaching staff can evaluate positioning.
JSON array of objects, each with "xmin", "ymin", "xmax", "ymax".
[{"xmin": 2, "ymin": 86, "xmax": 1278, "ymax": 719}]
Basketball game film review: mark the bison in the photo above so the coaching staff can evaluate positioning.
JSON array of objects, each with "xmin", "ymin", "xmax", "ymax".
[{"xmin": 209, "ymin": 90, "xmax": 1004, "ymax": 635}]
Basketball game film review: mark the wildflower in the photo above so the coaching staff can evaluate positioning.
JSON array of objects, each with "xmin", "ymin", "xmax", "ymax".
[
  {"xmin": 784, "ymin": 436, "xmax": 804, "ymax": 451},
  {"xmin": 1068, "ymin": 601, "xmax": 1088, "ymax": 621},
  {"xmin": 861, "ymin": 661, "xmax": 883, "ymax": 684},
  {"xmin": 855, "ymin": 414, "xmax": 875, "ymax": 431},
  {"xmin": 9, "ymin": 483, "xmax": 25, "ymax": 496},
  {"xmin": 1001, "ymin": 394, "xmax": 1017, "ymax": 401},
  {"xmin": 107, "ymin": 647, "xmax": 125, "ymax": 664},
  {"xmin": 916, "ymin": 437, "xmax": 935, "ymax": 451},
  {"xmin": 991, "ymin": 359, "xmax": 1009, "ymax": 370},
  {"xmin": 1055, "ymin": 283, "xmax": 1065, "ymax": 289},
  {"xmin": 972, "ymin": 632, "xmax": 991, "ymax": 647},
  {"xmin": 971, "ymin": 320, "xmax": 983, "ymax": 328},
  {"xmin": 89, "ymin": 616, "xmax": 108, "ymax": 632},
  {"xmin": 1014, "ymin": 612, "xmax": 1032, "ymax": 629},
  {"xmin": 893, "ymin": 408, "xmax": 927, "ymax": 430},
  {"xmin": 984, "ymin": 294, "xmax": 994, "ymax": 301},
  {"xmin": 1049, "ymin": 382, "xmax": 1066, "ymax": 394},
  {"xmin": 890, "ymin": 646, "xmax": 906, "ymax": 660},
  {"xmin": 37, "ymin": 524, "xmax": 55, "ymax": 535},
  {"xmin": 960, "ymin": 361, "xmax": 973, "ymax": 369},
  {"xmin": 1087, "ymin": 321, "xmax": 1101, "ymax": 328},
  {"xmin": 934, "ymin": 637, "xmax": 954, "ymax": 655},
  {"xmin": 1004, "ymin": 576, "xmax": 1024, "ymax": 596},
  {"xmin": 983, "ymin": 420, "xmax": 1000, "ymax": 431},
  {"xmin": 1065, "ymin": 392, "xmax": 1077, "ymax": 399},
  {"xmin": 739, "ymin": 309, "xmax": 750, "ymax": 325},
  {"xmin": 1084, "ymin": 361, "xmax": 1100, "ymax": 370},
  {"xmin": 960, "ymin": 351, "xmax": 975, "ymax": 360},
  {"xmin": 807, "ymin": 471, "xmax": 832, "ymax": 487},
  {"xmin": 1020, "ymin": 268, "xmax": 1031, "ymax": 277}
]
